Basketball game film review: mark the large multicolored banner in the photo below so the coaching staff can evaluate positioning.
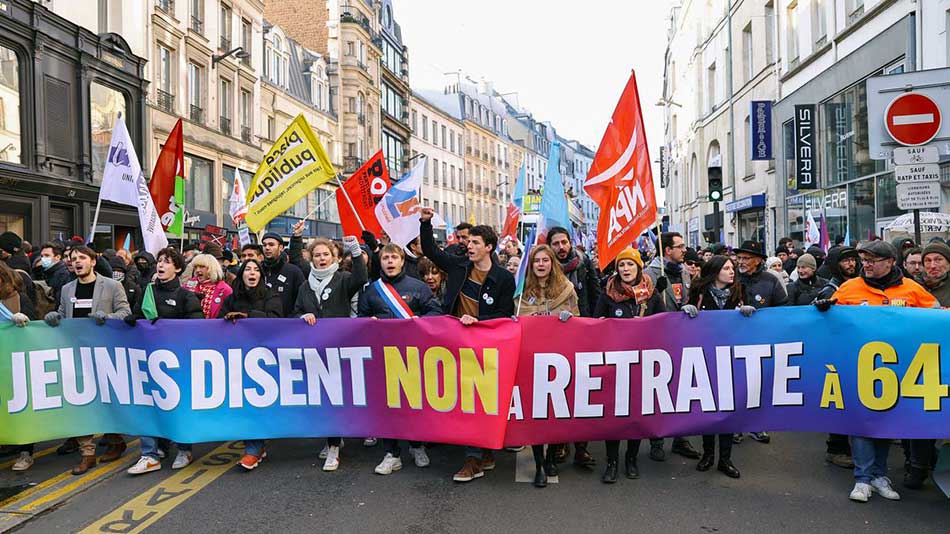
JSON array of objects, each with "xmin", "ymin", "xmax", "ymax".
[{"xmin": 0, "ymin": 307, "xmax": 948, "ymax": 447}]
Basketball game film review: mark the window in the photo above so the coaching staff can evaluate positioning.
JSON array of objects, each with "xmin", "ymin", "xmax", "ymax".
[
  {"xmin": 187, "ymin": 62, "xmax": 203, "ymax": 122},
  {"xmin": 219, "ymin": 3, "xmax": 232, "ymax": 49},
  {"xmin": 156, "ymin": 45, "xmax": 174, "ymax": 113},
  {"xmin": 812, "ymin": 0, "xmax": 827, "ymax": 46},
  {"xmin": 345, "ymin": 41, "xmax": 355, "ymax": 56},
  {"xmin": 442, "ymin": 161, "xmax": 448, "ymax": 187},
  {"xmin": 846, "ymin": 0, "xmax": 865, "ymax": 24},
  {"xmin": 184, "ymin": 153, "xmax": 213, "ymax": 211},
  {"xmin": 411, "ymin": 110, "xmax": 417, "ymax": 133},
  {"xmin": 381, "ymin": 83, "xmax": 402, "ymax": 119},
  {"xmin": 0, "ymin": 46, "xmax": 19, "ymax": 164},
  {"xmin": 706, "ymin": 62, "xmax": 717, "ymax": 112},
  {"xmin": 451, "ymin": 165, "xmax": 456, "ymax": 189},
  {"xmin": 783, "ymin": 120, "xmax": 797, "ymax": 196},
  {"xmin": 90, "ymin": 82, "xmax": 127, "ymax": 184},
  {"xmin": 422, "ymin": 115, "xmax": 428, "ymax": 141},
  {"xmin": 190, "ymin": 0, "xmax": 204, "ymax": 33},
  {"xmin": 821, "ymin": 80, "xmax": 885, "ymax": 187},
  {"xmin": 742, "ymin": 23, "xmax": 753, "ymax": 82},
  {"xmin": 432, "ymin": 120, "xmax": 438, "ymax": 146},
  {"xmin": 450, "ymin": 131, "xmax": 455, "ymax": 153},
  {"xmin": 765, "ymin": 1, "xmax": 775, "ymax": 63},
  {"xmin": 786, "ymin": 1, "xmax": 799, "ymax": 65},
  {"xmin": 441, "ymin": 125, "xmax": 447, "ymax": 149},
  {"xmin": 743, "ymin": 115, "xmax": 753, "ymax": 177},
  {"xmin": 433, "ymin": 158, "xmax": 439, "ymax": 183},
  {"xmin": 383, "ymin": 133, "xmax": 403, "ymax": 176},
  {"xmin": 267, "ymin": 115, "xmax": 275, "ymax": 140},
  {"xmin": 240, "ymin": 19, "xmax": 252, "ymax": 65},
  {"xmin": 239, "ymin": 89, "xmax": 251, "ymax": 140},
  {"xmin": 271, "ymin": 37, "xmax": 284, "ymax": 86},
  {"xmin": 219, "ymin": 78, "xmax": 231, "ymax": 134}
]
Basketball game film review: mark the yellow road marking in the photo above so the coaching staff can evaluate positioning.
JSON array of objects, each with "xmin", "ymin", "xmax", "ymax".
[
  {"xmin": 20, "ymin": 451, "xmax": 139, "ymax": 511},
  {"xmin": 0, "ymin": 471, "xmax": 72, "ymax": 509},
  {"xmin": 0, "ymin": 443, "xmax": 60, "ymax": 470},
  {"xmin": 79, "ymin": 442, "xmax": 243, "ymax": 534}
]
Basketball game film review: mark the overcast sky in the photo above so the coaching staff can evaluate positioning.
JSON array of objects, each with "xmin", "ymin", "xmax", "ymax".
[{"xmin": 397, "ymin": 0, "xmax": 672, "ymax": 188}]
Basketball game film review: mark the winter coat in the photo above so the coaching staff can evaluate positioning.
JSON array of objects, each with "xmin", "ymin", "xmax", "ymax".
[
  {"xmin": 817, "ymin": 246, "xmax": 859, "ymax": 300},
  {"xmin": 786, "ymin": 275, "xmax": 828, "ymax": 306},
  {"xmin": 693, "ymin": 286, "xmax": 745, "ymax": 311},
  {"xmin": 133, "ymin": 278, "xmax": 203, "ymax": 319},
  {"xmin": 644, "ymin": 257, "xmax": 691, "ymax": 311},
  {"xmin": 219, "ymin": 289, "xmax": 284, "ymax": 318},
  {"xmin": 37, "ymin": 260, "xmax": 71, "ymax": 303},
  {"xmin": 420, "ymin": 219, "xmax": 515, "ymax": 320},
  {"xmin": 593, "ymin": 274, "xmax": 666, "ymax": 318},
  {"xmin": 262, "ymin": 253, "xmax": 305, "ymax": 317},
  {"xmin": 132, "ymin": 251, "xmax": 157, "ymax": 290},
  {"xmin": 517, "ymin": 282, "xmax": 580, "ymax": 317},
  {"xmin": 403, "ymin": 253, "xmax": 422, "ymax": 281},
  {"xmin": 917, "ymin": 274, "xmax": 950, "ymax": 307},
  {"xmin": 834, "ymin": 268, "xmax": 936, "ymax": 308},
  {"xmin": 737, "ymin": 264, "xmax": 788, "ymax": 309},
  {"xmin": 357, "ymin": 271, "xmax": 442, "ymax": 318},
  {"xmin": 183, "ymin": 278, "xmax": 233, "ymax": 319},
  {"xmin": 293, "ymin": 253, "xmax": 367, "ymax": 319},
  {"xmin": 558, "ymin": 249, "xmax": 601, "ymax": 317},
  {"xmin": 58, "ymin": 275, "xmax": 131, "ymax": 319}
]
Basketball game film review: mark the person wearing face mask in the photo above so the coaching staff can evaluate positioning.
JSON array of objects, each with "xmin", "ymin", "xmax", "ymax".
[
  {"xmin": 514, "ymin": 244, "xmax": 580, "ymax": 488},
  {"xmin": 126, "ymin": 247, "xmax": 203, "ymax": 476},
  {"xmin": 506, "ymin": 255, "xmax": 521, "ymax": 275},
  {"xmin": 34, "ymin": 241, "xmax": 71, "ymax": 303},
  {"xmin": 108, "ymin": 255, "xmax": 140, "ymax": 308},
  {"xmin": 182, "ymin": 254, "xmax": 233, "ymax": 319},
  {"xmin": 132, "ymin": 250, "xmax": 157, "ymax": 291},
  {"xmin": 294, "ymin": 235, "xmax": 367, "ymax": 471}
]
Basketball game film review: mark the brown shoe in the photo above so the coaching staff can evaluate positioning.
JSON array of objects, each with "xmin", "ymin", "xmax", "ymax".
[
  {"xmin": 99, "ymin": 440, "xmax": 127, "ymax": 463},
  {"xmin": 574, "ymin": 446, "xmax": 596, "ymax": 467},
  {"xmin": 452, "ymin": 457, "xmax": 484, "ymax": 482},
  {"xmin": 554, "ymin": 443, "xmax": 570, "ymax": 463},
  {"xmin": 72, "ymin": 455, "xmax": 97, "ymax": 476},
  {"xmin": 481, "ymin": 451, "xmax": 495, "ymax": 471}
]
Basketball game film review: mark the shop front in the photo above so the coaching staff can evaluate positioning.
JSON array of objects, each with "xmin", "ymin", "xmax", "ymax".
[{"xmin": 727, "ymin": 194, "xmax": 766, "ymax": 245}]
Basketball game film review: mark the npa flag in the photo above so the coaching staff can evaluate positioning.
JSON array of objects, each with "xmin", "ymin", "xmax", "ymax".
[
  {"xmin": 584, "ymin": 72, "xmax": 658, "ymax": 266},
  {"xmin": 336, "ymin": 150, "xmax": 391, "ymax": 239},
  {"xmin": 500, "ymin": 163, "xmax": 526, "ymax": 240},
  {"xmin": 150, "ymin": 119, "xmax": 185, "ymax": 236},
  {"xmin": 804, "ymin": 211, "xmax": 821, "ymax": 248},
  {"xmin": 445, "ymin": 217, "xmax": 458, "ymax": 246},
  {"xmin": 229, "ymin": 168, "xmax": 249, "ymax": 225},
  {"xmin": 245, "ymin": 115, "xmax": 336, "ymax": 233}
]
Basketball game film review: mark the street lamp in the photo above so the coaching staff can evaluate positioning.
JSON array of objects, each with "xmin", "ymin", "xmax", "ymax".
[{"xmin": 212, "ymin": 47, "xmax": 250, "ymax": 67}]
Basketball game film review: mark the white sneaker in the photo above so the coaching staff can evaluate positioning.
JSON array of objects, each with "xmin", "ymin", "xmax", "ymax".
[
  {"xmin": 157, "ymin": 448, "xmax": 166, "ymax": 459},
  {"xmin": 870, "ymin": 476, "xmax": 901, "ymax": 500},
  {"xmin": 11, "ymin": 452, "xmax": 33, "ymax": 471},
  {"xmin": 374, "ymin": 453, "xmax": 402, "ymax": 475},
  {"xmin": 850, "ymin": 482, "xmax": 872, "ymax": 502},
  {"xmin": 128, "ymin": 456, "xmax": 161, "ymax": 475},
  {"xmin": 172, "ymin": 450, "xmax": 192, "ymax": 470},
  {"xmin": 319, "ymin": 444, "xmax": 329, "ymax": 459},
  {"xmin": 363, "ymin": 437, "xmax": 377, "ymax": 447},
  {"xmin": 323, "ymin": 446, "xmax": 340, "ymax": 472},
  {"xmin": 410, "ymin": 446, "xmax": 430, "ymax": 468}
]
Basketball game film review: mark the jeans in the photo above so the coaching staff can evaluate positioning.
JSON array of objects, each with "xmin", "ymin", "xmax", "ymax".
[
  {"xmin": 244, "ymin": 440, "xmax": 266, "ymax": 457},
  {"xmin": 465, "ymin": 447, "xmax": 492, "ymax": 459},
  {"xmin": 140, "ymin": 437, "xmax": 192, "ymax": 460},
  {"xmin": 702, "ymin": 434, "xmax": 733, "ymax": 461},
  {"xmin": 851, "ymin": 436, "xmax": 890, "ymax": 483},
  {"xmin": 909, "ymin": 439, "xmax": 937, "ymax": 470},
  {"xmin": 382, "ymin": 439, "xmax": 422, "ymax": 456}
]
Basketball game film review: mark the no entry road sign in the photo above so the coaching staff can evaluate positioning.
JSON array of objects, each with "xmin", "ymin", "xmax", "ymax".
[{"xmin": 885, "ymin": 92, "xmax": 942, "ymax": 146}]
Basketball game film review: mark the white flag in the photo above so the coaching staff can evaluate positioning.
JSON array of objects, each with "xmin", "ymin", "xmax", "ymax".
[
  {"xmin": 229, "ymin": 169, "xmax": 249, "ymax": 225},
  {"xmin": 374, "ymin": 158, "xmax": 443, "ymax": 248},
  {"xmin": 804, "ymin": 211, "xmax": 821, "ymax": 248},
  {"xmin": 134, "ymin": 172, "xmax": 169, "ymax": 255},
  {"xmin": 99, "ymin": 118, "xmax": 142, "ymax": 207}
]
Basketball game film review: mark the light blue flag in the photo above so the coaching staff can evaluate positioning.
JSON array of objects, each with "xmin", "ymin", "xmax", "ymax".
[
  {"xmin": 512, "ymin": 163, "xmax": 526, "ymax": 211},
  {"xmin": 538, "ymin": 141, "xmax": 570, "ymax": 238},
  {"xmin": 122, "ymin": 233, "xmax": 131, "ymax": 251},
  {"xmin": 514, "ymin": 226, "xmax": 537, "ymax": 298}
]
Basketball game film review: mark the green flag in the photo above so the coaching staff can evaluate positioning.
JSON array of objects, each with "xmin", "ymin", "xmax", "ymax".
[
  {"xmin": 141, "ymin": 283, "xmax": 158, "ymax": 321},
  {"xmin": 168, "ymin": 174, "xmax": 185, "ymax": 236}
]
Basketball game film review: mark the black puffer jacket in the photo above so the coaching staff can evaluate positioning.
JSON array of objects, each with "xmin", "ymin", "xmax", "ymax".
[
  {"xmin": 357, "ymin": 271, "xmax": 442, "ymax": 318},
  {"xmin": 817, "ymin": 246, "xmax": 859, "ymax": 300},
  {"xmin": 133, "ymin": 278, "xmax": 203, "ymax": 319},
  {"xmin": 738, "ymin": 264, "xmax": 787, "ymax": 308},
  {"xmin": 263, "ymin": 253, "xmax": 305, "ymax": 317},
  {"xmin": 35, "ymin": 260, "xmax": 71, "ymax": 303},
  {"xmin": 219, "ymin": 289, "xmax": 283, "ymax": 318},
  {"xmin": 132, "ymin": 251, "xmax": 157, "ymax": 290},
  {"xmin": 293, "ymin": 254, "xmax": 367, "ymax": 319},
  {"xmin": 786, "ymin": 274, "xmax": 828, "ymax": 306},
  {"xmin": 559, "ymin": 249, "xmax": 601, "ymax": 317}
]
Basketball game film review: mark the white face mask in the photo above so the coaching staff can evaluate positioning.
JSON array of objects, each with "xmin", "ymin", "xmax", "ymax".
[{"xmin": 40, "ymin": 257, "xmax": 54, "ymax": 269}]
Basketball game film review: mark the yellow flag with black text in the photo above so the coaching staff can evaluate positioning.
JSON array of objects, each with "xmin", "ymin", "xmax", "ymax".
[{"xmin": 245, "ymin": 114, "xmax": 336, "ymax": 232}]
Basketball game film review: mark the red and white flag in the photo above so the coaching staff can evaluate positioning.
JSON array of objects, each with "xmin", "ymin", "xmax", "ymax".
[
  {"xmin": 337, "ymin": 150, "xmax": 390, "ymax": 239},
  {"xmin": 584, "ymin": 72, "xmax": 658, "ymax": 266}
]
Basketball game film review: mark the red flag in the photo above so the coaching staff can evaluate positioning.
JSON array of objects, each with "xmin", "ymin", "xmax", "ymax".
[
  {"xmin": 149, "ymin": 119, "xmax": 185, "ymax": 233},
  {"xmin": 500, "ymin": 203, "xmax": 520, "ymax": 241},
  {"xmin": 584, "ymin": 72, "xmax": 658, "ymax": 266},
  {"xmin": 336, "ymin": 150, "xmax": 391, "ymax": 239}
]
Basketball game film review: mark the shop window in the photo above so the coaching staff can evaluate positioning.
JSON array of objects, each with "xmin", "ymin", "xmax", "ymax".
[
  {"xmin": 0, "ymin": 45, "xmax": 21, "ymax": 164},
  {"xmin": 875, "ymin": 173, "xmax": 901, "ymax": 220},
  {"xmin": 848, "ymin": 178, "xmax": 875, "ymax": 243},
  {"xmin": 184, "ymin": 153, "xmax": 214, "ymax": 212},
  {"xmin": 90, "ymin": 82, "xmax": 128, "ymax": 184},
  {"xmin": 821, "ymin": 81, "xmax": 885, "ymax": 187},
  {"xmin": 783, "ymin": 120, "xmax": 797, "ymax": 197}
]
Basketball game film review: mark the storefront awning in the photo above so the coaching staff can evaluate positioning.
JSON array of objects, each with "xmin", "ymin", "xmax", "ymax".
[{"xmin": 725, "ymin": 194, "xmax": 766, "ymax": 213}]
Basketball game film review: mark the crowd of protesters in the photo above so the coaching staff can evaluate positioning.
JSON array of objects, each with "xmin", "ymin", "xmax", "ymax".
[{"xmin": 1, "ymin": 220, "xmax": 948, "ymax": 503}]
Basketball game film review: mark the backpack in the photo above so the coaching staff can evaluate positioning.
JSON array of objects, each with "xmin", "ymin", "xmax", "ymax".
[{"xmin": 13, "ymin": 269, "xmax": 57, "ymax": 317}]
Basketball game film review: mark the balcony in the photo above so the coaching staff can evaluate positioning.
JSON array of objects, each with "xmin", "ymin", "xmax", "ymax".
[
  {"xmin": 356, "ymin": 113, "xmax": 365, "ymax": 125},
  {"xmin": 219, "ymin": 36, "xmax": 231, "ymax": 51},
  {"xmin": 155, "ymin": 0, "xmax": 174, "ymax": 14},
  {"xmin": 156, "ymin": 89, "xmax": 174, "ymax": 114},
  {"xmin": 189, "ymin": 105, "xmax": 204, "ymax": 124},
  {"xmin": 340, "ymin": 12, "xmax": 375, "ymax": 38},
  {"xmin": 219, "ymin": 116, "xmax": 231, "ymax": 135},
  {"xmin": 466, "ymin": 147, "xmax": 472, "ymax": 155},
  {"xmin": 357, "ymin": 61, "xmax": 369, "ymax": 73},
  {"xmin": 343, "ymin": 156, "xmax": 363, "ymax": 174},
  {"xmin": 241, "ymin": 125, "xmax": 252, "ymax": 143},
  {"xmin": 190, "ymin": 16, "xmax": 203, "ymax": 34}
]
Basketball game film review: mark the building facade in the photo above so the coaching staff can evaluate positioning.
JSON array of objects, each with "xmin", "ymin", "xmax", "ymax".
[
  {"xmin": 376, "ymin": 0, "xmax": 411, "ymax": 179},
  {"xmin": 567, "ymin": 139, "xmax": 599, "ymax": 232},
  {"xmin": 410, "ymin": 90, "xmax": 466, "ymax": 226}
]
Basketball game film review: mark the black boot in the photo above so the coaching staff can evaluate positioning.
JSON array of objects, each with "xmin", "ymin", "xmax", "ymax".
[
  {"xmin": 601, "ymin": 460, "xmax": 618, "ymax": 483},
  {"xmin": 624, "ymin": 453, "xmax": 639, "ymax": 479},
  {"xmin": 649, "ymin": 440, "xmax": 665, "ymax": 461},
  {"xmin": 903, "ymin": 465, "xmax": 927, "ymax": 490},
  {"xmin": 672, "ymin": 438, "xmax": 701, "ymax": 459},
  {"xmin": 543, "ymin": 445, "xmax": 559, "ymax": 477},
  {"xmin": 697, "ymin": 452, "xmax": 715, "ymax": 472},
  {"xmin": 533, "ymin": 466, "xmax": 548, "ymax": 488},
  {"xmin": 718, "ymin": 458, "xmax": 740, "ymax": 478}
]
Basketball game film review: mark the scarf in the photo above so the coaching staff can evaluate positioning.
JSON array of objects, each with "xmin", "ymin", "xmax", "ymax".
[
  {"xmin": 708, "ymin": 286, "xmax": 731, "ymax": 310},
  {"xmin": 308, "ymin": 263, "xmax": 339, "ymax": 302},
  {"xmin": 664, "ymin": 259, "xmax": 683, "ymax": 278},
  {"xmin": 605, "ymin": 274, "xmax": 655, "ymax": 306},
  {"xmin": 863, "ymin": 266, "xmax": 904, "ymax": 291},
  {"xmin": 559, "ymin": 250, "xmax": 581, "ymax": 273},
  {"xmin": 190, "ymin": 278, "xmax": 225, "ymax": 319}
]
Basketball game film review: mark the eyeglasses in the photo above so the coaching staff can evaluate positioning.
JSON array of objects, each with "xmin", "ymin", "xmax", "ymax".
[
  {"xmin": 860, "ymin": 257, "xmax": 890, "ymax": 265},
  {"xmin": 905, "ymin": 261, "xmax": 922, "ymax": 267},
  {"xmin": 670, "ymin": 244, "xmax": 686, "ymax": 249},
  {"xmin": 735, "ymin": 256, "xmax": 756, "ymax": 262},
  {"xmin": 686, "ymin": 261, "xmax": 700, "ymax": 267}
]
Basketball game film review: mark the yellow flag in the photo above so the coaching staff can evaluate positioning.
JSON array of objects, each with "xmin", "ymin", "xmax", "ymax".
[
  {"xmin": 467, "ymin": 211, "xmax": 476, "ymax": 225},
  {"xmin": 245, "ymin": 114, "xmax": 336, "ymax": 232}
]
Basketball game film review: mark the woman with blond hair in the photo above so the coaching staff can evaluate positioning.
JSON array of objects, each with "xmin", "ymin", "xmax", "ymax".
[
  {"xmin": 515, "ymin": 244, "xmax": 579, "ymax": 488},
  {"xmin": 182, "ymin": 253, "xmax": 233, "ymax": 319}
]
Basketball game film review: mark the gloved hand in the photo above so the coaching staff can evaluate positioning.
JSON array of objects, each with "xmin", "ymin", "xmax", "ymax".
[
  {"xmin": 814, "ymin": 298, "xmax": 837, "ymax": 312},
  {"xmin": 558, "ymin": 310, "xmax": 573, "ymax": 322},
  {"xmin": 150, "ymin": 318, "xmax": 160, "ymax": 325},
  {"xmin": 654, "ymin": 276, "xmax": 669, "ymax": 292},
  {"xmin": 510, "ymin": 315, "xmax": 519, "ymax": 322},
  {"xmin": 739, "ymin": 305, "xmax": 756, "ymax": 317},
  {"xmin": 224, "ymin": 311, "xmax": 248, "ymax": 322},
  {"xmin": 12, "ymin": 313, "xmax": 29, "ymax": 327},
  {"xmin": 93, "ymin": 311, "xmax": 108, "ymax": 326},
  {"xmin": 343, "ymin": 235, "xmax": 361, "ymax": 258},
  {"xmin": 123, "ymin": 315, "xmax": 137, "ymax": 327},
  {"xmin": 682, "ymin": 304, "xmax": 699, "ymax": 319},
  {"xmin": 361, "ymin": 231, "xmax": 379, "ymax": 251},
  {"xmin": 44, "ymin": 311, "xmax": 62, "ymax": 327}
]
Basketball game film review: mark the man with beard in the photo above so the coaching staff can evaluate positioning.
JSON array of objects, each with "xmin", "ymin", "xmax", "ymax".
[
  {"xmin": 260, "ymin": 232, "xmax": 304, "ymax": 317},
  {"xmin": 817, "ymin": 246, "xmax": 859, "ymax": 300},
  {"xmin": 444, "ymin": 223, "xmax": 472, "ymax": 256}
]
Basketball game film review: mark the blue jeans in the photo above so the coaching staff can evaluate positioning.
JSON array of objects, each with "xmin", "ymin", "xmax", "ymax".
[
  {"xmin": 140, "ymin": 437, "xmax": 192, "ymax": 460},
  {"xmin": 851, "ymin": 436, "xmax": 890, "ymax": 483},
  {"xmin": 244, "ymin": 440, "xmax": 266, "ymax": 457}
]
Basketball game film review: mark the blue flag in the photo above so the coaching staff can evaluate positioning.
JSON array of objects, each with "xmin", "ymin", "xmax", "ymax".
[
  {"xmin": 538, "ymin": 141, "xmax": 570, "ymax": 239},
  {"xmin": 514, "ymin": 227, "xmax": 537, "ymax": 298}
]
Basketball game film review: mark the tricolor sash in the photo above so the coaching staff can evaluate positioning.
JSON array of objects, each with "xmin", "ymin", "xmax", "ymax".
[{"xmin": 373, "ymin": 279, "xmax": 414, "ymax": 318}]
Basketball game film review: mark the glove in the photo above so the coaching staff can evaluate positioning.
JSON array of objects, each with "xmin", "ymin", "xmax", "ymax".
[
  {"xmin": 510, "ymin": 315, "xmax": 519, "ymax": 323},
  {"xmin": 123, "ymin": 315, "xmax": 137, "ymax": 327},
  {"xmin": 739, "ymin": 305, "xmax": 756, "ymax": 317},
  {"xmin": 654, "ymin": 276, "xmax": 669, "ymax": 292},
  {"xmin": 814, "ymin": 298, "xmax": 837, "ymax": 312},
  {"xmin": 343, "ymin": 235, "xmax": 361, "ymax": 258},
  {"xmin": 361, "ymin": 231, "xmax": 379, "ymax": 251},
  {"xmin": 93, "ymin": 311, "xmax": 108, "ymax": 326},
  {"xmin": 44, "ymin": 311, "xmax": 62, "ymax": 327},
  {"xmin": 681, "ymin": 304, "xmax": 699, "ymax": 319},
  {"xmin": 224, "ymin": 311, "xmax": 248, "ymax": 322},
  {"xmin": 558, "ymin": 310, "xmax": 573, "ymax": 322},
  {"xmin": 150, "ymin": 318, "xmax": 159, "ymax": 325},
  {"xmin": 12, "ymin": 313, "xmax": 29, "ymax": 327}
]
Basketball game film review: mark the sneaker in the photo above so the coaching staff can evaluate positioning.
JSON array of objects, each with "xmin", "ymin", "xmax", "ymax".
[
  {"xmin": 323, "ymin": 446, "xmax": 340, "ymax": 472},
  {"xmin": 363, "ymin": 437, "xmax": 377, "ymax": 447},
  {"xmin": 850, "ymin": 482, "xmax": 872, "ymax": 502},
  {"xmin": 410, "ymin": 446, "xmax": 430, "ymax": 468},
  {"xmin": 157, "ymin": 448, "xmax": 167, "ymax": 460},
  {"xmin": 319, "ymin": 444, "xmax": 329, "ymax": 459},
  {"xmin": 750, "ymin": 432, "xmax": 771, "ymax": 444},
  {"xmin": 128, "ymin": 456, "xmax": 161, "ymax": 475},
  {"xmin": 452, "ymin": 457, "xmax": 484, "ymax": 482},
  {"xmin": 172, "ymin": 450, "xmax": 192, "ymax": 470},
  {"xmin": 239, "ymin": 451, "xmax": 266, "ymax": 470},
  {"xmin": 11, "ymin": 452, "xmax": 33, "ymax": 471},
  {"xmin": 825, "ymin": 453, "xmax": 855, "ymax": 469},
  {"xmin": 481, "ymin": 451, "xmax": 495, "ymax": 471},
  {"xmin": 374, "ymin": 453, "xmax": 402, "ymax": 475},
  {"xmin": 870, "ymin": 476, "xmax": 900, "ymax": 500},
  {"xmin": 504, "ymin": 446, "xmax": 525, "ymax": 452}
]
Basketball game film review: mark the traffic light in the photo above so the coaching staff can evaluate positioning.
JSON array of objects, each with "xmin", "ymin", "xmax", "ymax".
[{"xmin": 708, "ymin": 166, "xmax": 723, "ymax": 202}]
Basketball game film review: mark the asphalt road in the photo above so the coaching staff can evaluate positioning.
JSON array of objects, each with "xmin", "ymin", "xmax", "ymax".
[{"xmin": 2, "ymin": 432, "xmax": 948, "ymax": 533}]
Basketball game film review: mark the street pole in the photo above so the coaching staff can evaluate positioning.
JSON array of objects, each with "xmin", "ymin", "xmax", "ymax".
[
  {"xmin": 913, "ymin": 209, "xmax": 921, "ymax": 245},
  {"xmin": 713, "ymin": 200, "xmax": 721, "ymax": 244}
]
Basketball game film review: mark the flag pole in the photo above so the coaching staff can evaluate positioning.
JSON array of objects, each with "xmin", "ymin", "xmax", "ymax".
[
  {"xmin": 335, "ymin": 175, "xmax": 367, "ymax": 232},
  {"xmin": 655, "ymin": 219, "xmax": 667, "ymax": 308},
  {"xmin": 301, "ymin": 185, "xmax": 339, "ymax": 221},
  {"xmin": 88, "ymin": 195, "xmax": 103, "ymax": 244}
]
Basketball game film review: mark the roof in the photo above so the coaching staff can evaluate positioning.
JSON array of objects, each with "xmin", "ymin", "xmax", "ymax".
[{"xmin": 413, "ymin": 89, "xmax": 463, "ymax": 122}]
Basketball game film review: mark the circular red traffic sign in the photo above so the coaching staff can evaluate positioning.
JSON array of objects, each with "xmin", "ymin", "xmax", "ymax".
[{"xmin": 884, "ymin": 92, "xmax": 942, "ymax": 146}]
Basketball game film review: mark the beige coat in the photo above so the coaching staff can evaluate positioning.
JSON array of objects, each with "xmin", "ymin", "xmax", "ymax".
[{"xmin": 517, "ymin": 283, "xmax": 580, "ymax": 317}]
